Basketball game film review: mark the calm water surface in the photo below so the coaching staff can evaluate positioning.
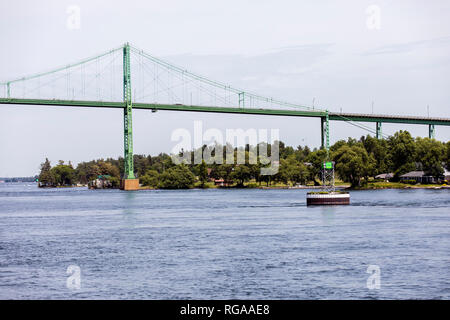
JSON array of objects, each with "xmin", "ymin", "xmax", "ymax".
[{"xmin": 0, "ymin": 183, "xmax": 449, "ymax": 299}]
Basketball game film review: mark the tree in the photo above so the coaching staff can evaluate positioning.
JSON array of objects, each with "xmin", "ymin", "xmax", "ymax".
[
  {"xmin": 195, "ymin": 160, "xmax": 209, "ymax": 188},
  {"xmin": 158, "ymin": 164, "xmax": 195, "ymax": 189},
  {"xmin": 87, "ymin": 164, "xmax": 101, "ymax": 181},
  {"xmin": 446, "ymin": 142, "xmax": 450, "ymax": 170},
  {"xmin": 38, "ymin": 158, "xmax": 55, "ymax": 187},
  {"xmin": 108, "ymin": 176, "xmax": 120, "ymax": 188},
  {"xmin": 50, "ymin": 163, "xmax": 75, "ymax": 186},
  {"xmin": 210, "ymin": 163, "xmax": 234, "ymax": 182},
  {"xmin": 140, "ymin": 170, "xmax": 160, "ymax": 188},
  {"xmin": 291, "ymin": 161, "xmax": 309, "ymax": 185},
  {"xmin": 388, "ymin": 130, "xmax": 416, "ymax": 178},
  {"xmin": 332, "ymin": 145, "xmax": 375, "ymax": 187},
  {"xmin": 415, "ymin": 137, "xmax": 445, "ymax": 178},
  {"xmin": 75, "ymin": 162, "xmax": 89, "ymax": 184},
  {"xmin": 361, "ymin": 135, "xmax": 391, "ymax": 176},
  {"xmin": 278, "ymin": 141, "xmax": 295, "ymax": 158},
  {"xmin": 98, "ymin": 161, "xmax": 120, "ymax": 178},
  {"xmin": 231, "ymin": 164, "xmax": 252, "ymax": 187},
  {"xmin": 276, "ymin": 156, "xmax": 307, "ymax": 186},
  {"xmin": 306, "ymin": 149, "xmax": 328, "ymax": 185}
]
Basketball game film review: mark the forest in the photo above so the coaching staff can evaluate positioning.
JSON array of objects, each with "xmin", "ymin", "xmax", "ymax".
[{"xmin": 37, "ymin": 130, "xmax": 450, "ymax": 189}]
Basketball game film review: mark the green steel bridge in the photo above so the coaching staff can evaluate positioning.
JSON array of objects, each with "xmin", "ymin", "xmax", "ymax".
[{"xmin": 1, "ymin": 43, "xmax": 449, "ymax": 189}]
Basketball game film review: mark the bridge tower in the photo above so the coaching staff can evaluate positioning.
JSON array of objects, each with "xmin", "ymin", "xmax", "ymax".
[
  {"xmin": 321, "ymin": 112, "xmax": 330, "ymax": 151},
  {"xmin": 121, "ymin": 43, "xmax": 139, "ymax": 190},
  {"xmin": 429, "ymin": 124, "xmax": 435, "ymax": 139},
  {"xmin": 376, "ymin": 122, "xmax": 382, "ymax": 139}
]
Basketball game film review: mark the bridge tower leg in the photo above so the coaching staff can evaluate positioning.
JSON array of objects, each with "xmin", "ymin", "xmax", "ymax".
[
  {"xmin": 121, "ymin": 43, "xmax": 139, "ymax": 191},
  {"xmin": 428, "ymin": 124, "xmax": 435, "ymax": 139},
  {"xmin": 376, "ymin": 122, "xmax": 382, "ymax": 139},
  {"xmin": 321, "ymin": 113, "xmax": 330, "ymax": 151}
]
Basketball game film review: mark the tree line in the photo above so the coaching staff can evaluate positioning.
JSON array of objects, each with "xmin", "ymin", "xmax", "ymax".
[{"xmin": 38, "ymin": 130, "xmax": 450, "ymax": 188}]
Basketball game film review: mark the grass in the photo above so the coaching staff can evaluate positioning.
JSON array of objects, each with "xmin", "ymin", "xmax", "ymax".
[
  {"xmin": 140, "ymin": 179, "xmax": 448, "ymax": 191},
  {"xmin": 354, "ymin": 181, "xmax": 447, "ymax": 190},
  {"xmin": 308, "ymin": 190, "xmax": 349, "ymax": 195}
]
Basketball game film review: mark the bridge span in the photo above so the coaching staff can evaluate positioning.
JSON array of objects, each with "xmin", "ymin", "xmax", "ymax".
[{"xmin": 1, "ymin": 43, "xmax": 449, "ymax": 189}]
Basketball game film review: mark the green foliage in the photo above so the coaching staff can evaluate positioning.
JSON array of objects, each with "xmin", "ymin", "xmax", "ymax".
[
  {"xmin": 276, "ymin": 156, "xmax": 309, "ymax": 186},
  {"xmin": 415, "ymin": 137, "xmax": 445, "ymax": 178},
  {"xmin": 38, "ymin": 129, "xmax": 447, "ymax": 189},
  {"xmin": 158, "ymin": 164, "xmax": 195, "ymax": 189},
  {"xmin": 401, "ymin": 179, "xmax": 418, "ymax": 185},
  {"xmin": 195, "ymin": 160, "xmax": 209, "ymax": 188},
  {"xmin": 98, "ymin": 161, "xmax": 120, "ymax": 178},
  {"xmin": 308, "ymin": 191, "xmax": 348, "ymax": 194},
  {"xmin": 49, "ymin": 162, "xmax": 76, "ymax": 186},
  {"xmin": 306, "ymin": 148, "xmax": 328, "ymax": 184},
  {"xmin": 210, "ymin": 163, "xmax": 234, "ymax": 182},
  {"xmin": 332, "ymin": 145, "xmax": 375, "ymax": 187},
  {"xmin": 38, "ymin": 159, "xmax": 75, "ymax": 187},
  {"xmin": 446, "ymin": 142, "xmax": 450, "ymax": 170},
  {"xmin": 108, "ymin": 176, "xmax": 120, "ymax": 188},
  {"xmin": 38, "ymin": 158, "xmax": 54, "ymax": 187},
  {"xmin": 140, "ymin": 170, "xmax": 160, "ymax": 188},
  {"xmin": 388, "ymin": 131, "xmax": 417, "ymax": 178},
  {"xmin": 231, "ymin": 164, "xmax": 252, "ymax": 187},
  {"xmin": 361, "ymin": 135, "xmax": 391, "ymax": 175}
]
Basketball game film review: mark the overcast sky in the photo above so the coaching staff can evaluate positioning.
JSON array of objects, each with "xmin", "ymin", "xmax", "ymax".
[{"xmin": 0, "ymin": 0, "xmax": 449, "ymax": 176}]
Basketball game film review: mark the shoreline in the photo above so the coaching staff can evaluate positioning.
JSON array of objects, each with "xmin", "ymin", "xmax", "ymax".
[
  {"xmin": 9, "ymin": 182, "xmax": 449, "ymax": 191},
  {"xmin": 139, "ymin": 184, "xmax": 450, "ymax": 191}
]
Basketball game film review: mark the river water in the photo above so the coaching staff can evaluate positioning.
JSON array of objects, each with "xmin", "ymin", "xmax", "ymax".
[{"xmin": 0, "ymin": 182, "xmax": 449, "ymax": 299}]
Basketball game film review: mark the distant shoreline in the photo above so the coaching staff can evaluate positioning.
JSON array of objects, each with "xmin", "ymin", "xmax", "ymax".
[{"xmin": 3, "ymin": 181, "xmax": 449, "ymax": 191}]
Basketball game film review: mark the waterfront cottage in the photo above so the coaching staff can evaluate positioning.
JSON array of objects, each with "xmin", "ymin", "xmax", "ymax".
[
  {"xmin": 88, "ymin": 175, "xmax": 113, "ymax": 189},
  {"xmin": 399, "ymin": 171, "xmax": 435, "ymax": 184},
  {"xmin": 375, "ymin": 173, "xmax": 393, "ymax": 181}
]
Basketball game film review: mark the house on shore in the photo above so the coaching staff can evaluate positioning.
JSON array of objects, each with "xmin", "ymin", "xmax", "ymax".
[
  {"xmin": 375, "ymin": 173, "xmax": 393, "ymax": 181},
  {"xmin": 88, "ymin": 175, "xmax": 113, "ymax": 189},
  {"xmin": 399, "ymin": 171, "xmax": 436, "ymax": 184},
  {"xmin": 399, "ymin": 169, "xmax": 450, "ymax": 184}
]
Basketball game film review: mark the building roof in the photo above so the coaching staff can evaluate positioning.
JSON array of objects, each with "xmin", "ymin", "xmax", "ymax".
[
  {"xmin": 399, "ymin": 171, "xmax": 426, "ymax": 178},
  {"xmin": 375, "ymin": 173, "xmax": 393, "ymax": 179}
]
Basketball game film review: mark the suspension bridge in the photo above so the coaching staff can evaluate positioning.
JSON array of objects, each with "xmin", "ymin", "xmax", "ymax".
[{"xmin": 1, "ymin": 43, "xmax": 449, "ymax": 190}]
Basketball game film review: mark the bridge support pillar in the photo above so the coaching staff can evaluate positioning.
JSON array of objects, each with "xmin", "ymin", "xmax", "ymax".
[
  {"xmin": 429, "ymin": 124, "xmax": 435, "ymax": 139},
  {"xmin": 321, "ymin": 113, "xmax": 329, "ymax": 151},
  {"xmin": 121, "ymin": 42, "xmax": 139, "ymax": 190},
  {"xmin": 376, "ymin": 122, "xmax": 382, "ymax": 139},
  {"xmin": 121, "ymin": 178, "xmax": 140, "ymax": 191}
]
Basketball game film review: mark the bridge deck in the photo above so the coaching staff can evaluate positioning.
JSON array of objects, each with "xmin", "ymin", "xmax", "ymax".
[{"xmin": 1, "ymin": 98, "xmax": 449, "ymax": 126}]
